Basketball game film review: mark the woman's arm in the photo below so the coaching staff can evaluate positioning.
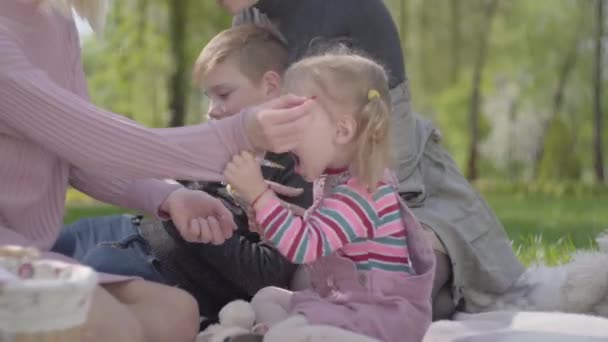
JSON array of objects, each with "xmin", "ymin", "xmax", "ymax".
[
  {"xmin": 69, "ymin": 167, "xmax": 181, "ymax": 218},
  {"xmin": 0, "ymin": 31, "xmax": 250, "ymax": 183},
  {"xmin": 59, "ymin": 28, "xmax": 181, "ymax": 218}
]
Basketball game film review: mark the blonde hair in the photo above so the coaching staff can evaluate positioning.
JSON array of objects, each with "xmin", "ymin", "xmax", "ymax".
[
  {"xmin": 36, "ymin": 0, "xmax": 108, "ymax": 32},
  {"xmin": 193, "ymin": 24, "xmax": 288, "ymax": 87},
  {"xmin": 283, "ymin": 52, "xmax": 392, "ymax": 191}
]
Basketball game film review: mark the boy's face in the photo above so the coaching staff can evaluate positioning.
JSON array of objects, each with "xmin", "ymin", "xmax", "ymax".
[{"xmin": 201, "ymin": 59, "xmax": 281, "ymax": 120}]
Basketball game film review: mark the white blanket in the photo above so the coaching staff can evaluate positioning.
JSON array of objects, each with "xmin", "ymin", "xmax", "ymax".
[{"xmin": 423, "ymin": 311, "xmax": 608, "ymax": 342}]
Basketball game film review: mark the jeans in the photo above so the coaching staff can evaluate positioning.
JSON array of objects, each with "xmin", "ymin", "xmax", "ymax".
[{"xmin": 52, "ymin": 214, "xmax": 167, "ymax": 283}]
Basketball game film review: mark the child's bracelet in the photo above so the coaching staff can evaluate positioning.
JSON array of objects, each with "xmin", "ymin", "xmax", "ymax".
[{"xmin": 251, "ymin": 186, "xmax": 271, "ymax": 208}]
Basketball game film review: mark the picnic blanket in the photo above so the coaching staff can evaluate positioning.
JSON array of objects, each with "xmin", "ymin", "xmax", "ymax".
[{"xmin": 423, "ymin": 310, "xmax": 608, "ymax": 342}]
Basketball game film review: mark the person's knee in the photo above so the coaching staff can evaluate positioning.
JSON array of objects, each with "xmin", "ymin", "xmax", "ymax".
[
  {"xmin": 106, "ymin": 314, "xmax": 145, "ymax": 342},
  {"xmin": 105, "ymin": 280, "xmax": 199, "ymax": 342},
  {"xmin": 117, "ymin": 316, "xmax": 145, "ymax": 342},
  {"xmin": 85, "ymin": 286, "xmax": 146, "ymax": 342},
  {"xmin": 163, "ymin": 287, "xmax": 200, "ymax": 342}
]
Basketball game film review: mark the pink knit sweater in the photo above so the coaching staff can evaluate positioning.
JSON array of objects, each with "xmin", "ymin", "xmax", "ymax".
[{"xmin": 0, "ymin": 1, "xmax": 252, "ymax": 270}]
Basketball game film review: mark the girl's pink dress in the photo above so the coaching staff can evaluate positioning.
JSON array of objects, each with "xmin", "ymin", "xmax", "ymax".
[{"xmin": 257, "ymin": 171, "xmax": 436, "ymax": 342}]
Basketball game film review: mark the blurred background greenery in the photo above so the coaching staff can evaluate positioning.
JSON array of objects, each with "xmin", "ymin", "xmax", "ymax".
[{"xmin": 68, "ymin": 0, "xmax": 608, "ymax": 265}]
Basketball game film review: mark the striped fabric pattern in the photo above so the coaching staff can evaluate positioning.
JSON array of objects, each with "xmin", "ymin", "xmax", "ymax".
[{"xmin": 257, "ymin": 180, "xmax": 413, "ymax": 275}]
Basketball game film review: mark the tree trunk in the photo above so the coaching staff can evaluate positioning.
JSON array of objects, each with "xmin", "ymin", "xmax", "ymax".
[
  {"xmin": 532, "ymin": 25, "xmax": 582, "ymax": 177},
  {"xmin": 419, "ymin": 0, "xmax": 432, "ymax": 90},
  {"xmin": 449, "ymin": 0, "xmax": 462, "ymax": 83},
  {"xmin": 465, "ymin": 0, "xmax": 499, "ymax": 181},
  {"xmin": 399, "ymin": 0, "xmax": 408, "ymax": 55},
  {"xmin": 593, "ymin": 0, "xmax": 605, "ymax": 182},
  {"xmin": 168, "ymin": 0, "xmax": 188, "ymax": 127},
  {"xmin": 136, "ymin": 0, "xmax": 148, "ymax": 47},
  {"xmin": 507, "ymin": 99, "xmax": 519, "ymax": 180}
]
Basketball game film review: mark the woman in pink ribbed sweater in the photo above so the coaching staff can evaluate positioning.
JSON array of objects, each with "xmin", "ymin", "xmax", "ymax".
[{"xmin": 0, "ymin": 1, "xmax": 313, "ymax": 341}]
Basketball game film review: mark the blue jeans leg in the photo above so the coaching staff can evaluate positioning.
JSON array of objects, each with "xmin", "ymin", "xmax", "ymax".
[{"xmin": 53, "ymin": 215, "xmax": 166, "ymax": 283}]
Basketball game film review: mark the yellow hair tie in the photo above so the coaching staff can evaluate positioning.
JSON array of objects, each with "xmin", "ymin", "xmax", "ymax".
[{"xmin": 368, "ymin": 89, "xmax": 380, "ymax": 101}]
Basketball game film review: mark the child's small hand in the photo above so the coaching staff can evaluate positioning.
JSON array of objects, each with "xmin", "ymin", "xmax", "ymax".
[
  {"xmin": 246, "ymin": 205, "xmax": 264, "ymax": 236},
  {"xmin": 224, "ymin": 151, "xmax": 268, "ymax": 205}
]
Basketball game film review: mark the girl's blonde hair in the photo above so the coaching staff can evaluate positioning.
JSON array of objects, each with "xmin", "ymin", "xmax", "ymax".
[{"xmin": 283, "ymin": 52, "xmax": 392, "ymax": 191}]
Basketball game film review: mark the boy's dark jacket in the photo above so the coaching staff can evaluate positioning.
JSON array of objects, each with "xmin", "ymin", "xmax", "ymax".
[{"xmin": 138, "ymin": 152, "xmax": 312, "ymax": 324}]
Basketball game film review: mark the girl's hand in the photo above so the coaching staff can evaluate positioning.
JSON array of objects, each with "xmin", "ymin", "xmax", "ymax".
[
  {"xmin": 224, "ymin": 151, "xmax": 268, "ymax": 205},
  {"xmin": 265, "ymin": 181, "xmax": 307, "ymax": 215},
  {"xmin": 246, "ymin": 205, "xmax": 263, "ymax": 235}
]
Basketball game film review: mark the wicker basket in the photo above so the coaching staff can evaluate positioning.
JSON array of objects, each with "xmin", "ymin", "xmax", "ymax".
[{"xmin": 0, "ymin": 246, "xmax": 97, "ymax": 341}]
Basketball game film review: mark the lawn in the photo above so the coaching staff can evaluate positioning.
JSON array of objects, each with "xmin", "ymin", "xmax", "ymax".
[
  {"xmin": 484, "ymin": 192, "xmax": 607, "ymax": 265},
  {"xmin": 64, "ymin": 189, "xmax": 607, "ymax": 266},
  {"xmin": 63, "ymin": 206, "xmax": 132, "ymax": 225}
]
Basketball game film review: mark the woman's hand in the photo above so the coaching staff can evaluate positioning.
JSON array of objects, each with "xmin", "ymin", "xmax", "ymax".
[
  {"xmin": 224, "ymin": 151, "xmax": 268, "ymax": 205},
  {"xmin": 160, "ymin": 188, "xmax": 237, "ymax": 244},
  {"xmin": 245, "ymin": 95, "xmax": 315, "ymax": 154}
]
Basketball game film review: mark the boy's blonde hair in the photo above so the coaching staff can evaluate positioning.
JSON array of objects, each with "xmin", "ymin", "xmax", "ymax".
[
  {"xmin": 283, "ymin": 52, "xmax": 392, "ymax": 191},
  {"xmin": 193, "ymin": 25, "xmax": 288, "ymax": 86}
]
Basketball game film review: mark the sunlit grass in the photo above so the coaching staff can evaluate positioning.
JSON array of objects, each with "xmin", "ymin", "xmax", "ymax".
[{"xmin": 65, "ymin": 187, "xmax": 606, "ymax": 266}]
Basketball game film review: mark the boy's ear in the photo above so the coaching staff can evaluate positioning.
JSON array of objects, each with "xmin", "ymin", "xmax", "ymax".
[
  {"xmin": 261, "ymin": 70, "xmax": 282, "ymax": 98},
  {"xmin": 335, "ymin": 115, "xmax": 357, "ymax": 145}
]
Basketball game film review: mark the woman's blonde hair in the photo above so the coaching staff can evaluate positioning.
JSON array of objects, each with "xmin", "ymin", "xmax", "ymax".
[
  {"xmin": 37, "ymin": 0, "xmax": 108, "ymax": 32},
  {"xmin": 283, "ymin": 51, "xmax": 392, "ymax": 191}
]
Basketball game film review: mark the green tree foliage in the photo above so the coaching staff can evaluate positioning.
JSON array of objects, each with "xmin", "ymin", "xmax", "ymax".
[
  {"xmin": 81, "ymin": 0, "xmax": 230, "ymax": 127},
  {"xmin": 81, "ymin": 0, "xmax": 606, "ymax": 182},
  {"xmin": 537, "ymin": 117, "xmax": 582, "ymax": 180},
  {"xmin": 386, "ymin": 0, "xmax": 606, "ymax": 182}
]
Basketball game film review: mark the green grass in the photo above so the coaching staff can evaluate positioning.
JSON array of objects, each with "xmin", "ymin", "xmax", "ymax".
[
  {"xmin": 64, "ymin": 190, "xmax": 606, "ymax": 266},
  {"xmin": 484, "ymin": 192, "xmax": 607, "ymax": 266},
  {"xmin": 511, "ymin": 236, "xmax": 579, "ymax": 266},
  {"xmin": 485, "ymin": 193, "xmax": 608, "ymax": 247},
  {"xmin": 63, "ymin": 205, "xmax": 127, "ymax": 225}
]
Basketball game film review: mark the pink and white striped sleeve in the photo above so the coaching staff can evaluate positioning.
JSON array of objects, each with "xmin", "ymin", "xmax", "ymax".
[{"xmin": 255, "ymin": 186, "xmax": 371, "ymax": 264}]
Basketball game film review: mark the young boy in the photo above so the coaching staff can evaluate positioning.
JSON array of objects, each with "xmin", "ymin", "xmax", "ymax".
[{"xmin": 53, "ymin": 24, "xmax": 312, "ymax": 328}]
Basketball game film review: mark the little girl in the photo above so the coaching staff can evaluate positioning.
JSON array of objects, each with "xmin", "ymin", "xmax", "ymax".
[{"xmin": 224, "ymin": 53, "xmax": 435, "ymax": 342}]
